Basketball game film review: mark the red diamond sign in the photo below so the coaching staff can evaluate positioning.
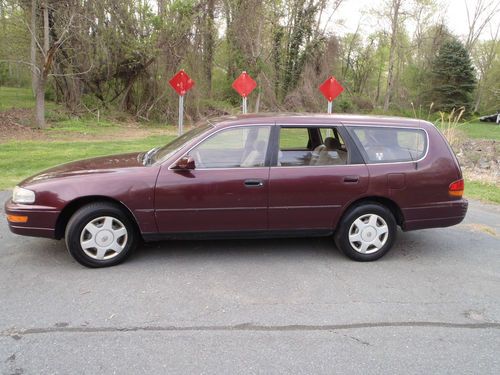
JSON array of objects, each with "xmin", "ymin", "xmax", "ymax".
[
  {"xmin": 169, "ymin": 69, "xmax": 194, "ymax": 96},
  {"xmin": 319, "ymin": 76, "xmax": 344, "ymax": 102},
  {"xmin": 232, "ymin": 71, "xmax": 257, "ymax": 98}
]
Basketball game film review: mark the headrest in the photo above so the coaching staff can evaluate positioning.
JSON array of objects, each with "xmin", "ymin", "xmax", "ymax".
[{"xmin": 324, "ymin": 137, "xmax": 341, "ymax": 150}]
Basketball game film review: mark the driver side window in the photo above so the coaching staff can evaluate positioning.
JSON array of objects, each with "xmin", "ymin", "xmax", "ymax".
[{"xmin": 189, "ymin": 126, "xmax": 271, "ymax": 169}]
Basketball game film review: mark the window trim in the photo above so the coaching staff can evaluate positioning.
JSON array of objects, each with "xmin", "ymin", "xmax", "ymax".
[
  {"xmin": 168, "ymin": 124, "xmax": 274, "ymax": 170},
  {"xmin": 344, "ymin": 124, "xmax": 430, "ymax": 165}
]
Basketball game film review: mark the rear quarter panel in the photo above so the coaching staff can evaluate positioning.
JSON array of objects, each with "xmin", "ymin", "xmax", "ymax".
[{"xmin": 365, "ymin": 123, "xmax": 464, "ymax": 230}]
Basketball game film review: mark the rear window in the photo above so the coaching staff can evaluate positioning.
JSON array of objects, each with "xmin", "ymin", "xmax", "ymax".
[{"xmin": 347, "ymin": 126, "xmax": 427, "ymax": 163}]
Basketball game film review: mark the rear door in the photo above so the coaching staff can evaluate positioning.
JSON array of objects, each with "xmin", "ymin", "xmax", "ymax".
[{"xmin": 268, "ymin": 124, "xmax": 369, "ymax": 230}]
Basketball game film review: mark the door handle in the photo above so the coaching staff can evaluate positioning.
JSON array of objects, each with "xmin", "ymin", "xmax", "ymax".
[
  {"xmin": 343, "ymin": 175, "xmax": 359, "ymax": 183},
  {"xmin": 244, "ymin": 179, "xmax": 264, "ymax": 187}
]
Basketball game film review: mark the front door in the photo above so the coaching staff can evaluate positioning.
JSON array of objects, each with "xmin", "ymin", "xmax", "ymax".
[{"xmin": 154, "ymin": 125, "xmax": 272, "ymax": 233}]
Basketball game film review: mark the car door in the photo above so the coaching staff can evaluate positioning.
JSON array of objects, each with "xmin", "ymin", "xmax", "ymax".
[
  {"xmin": 154, "ymin": 125, "xmax": 272, "ymax": 234},
  {"xmin": 268, "ymin": 124, "xmax": 369, "ymax": 231}
]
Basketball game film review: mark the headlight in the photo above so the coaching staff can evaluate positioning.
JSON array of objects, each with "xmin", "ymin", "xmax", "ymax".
[{"xmin": 12, "ymin": 186, "xmax": 36, "ymax": 204}]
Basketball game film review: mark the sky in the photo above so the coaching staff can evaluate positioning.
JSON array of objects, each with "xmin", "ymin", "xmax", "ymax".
[{"xmin": 329, "ymin": 0, "xmax": 500, "ymax": 41}]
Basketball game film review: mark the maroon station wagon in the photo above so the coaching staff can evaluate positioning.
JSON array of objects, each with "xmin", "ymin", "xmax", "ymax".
[{"xmin": 5, "ymin": 114, "xmax": 468, "ymax": 267}]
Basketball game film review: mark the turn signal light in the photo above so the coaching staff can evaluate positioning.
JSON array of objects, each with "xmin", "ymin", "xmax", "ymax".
[
  {"xmin": 7, "ymin": 215, "xmax": 28, "ymax": 223},
  {"xmin": 449, "ymin": 179, "xmax": 464, "ymax": 197}
]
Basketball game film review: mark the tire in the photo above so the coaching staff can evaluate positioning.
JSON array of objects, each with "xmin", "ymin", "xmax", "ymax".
[
  {"xmin": 65, "ymin": 202, "xmax": 138, "ymax": 268},
  {"xmin": 334, "ymin": 203, "xmax": 397, "ymax": 262}
]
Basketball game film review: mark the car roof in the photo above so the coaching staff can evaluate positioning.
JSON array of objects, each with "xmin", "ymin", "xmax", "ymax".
[{"xmin": 208, "ymin": 113, "xmax": 429, "ymax": 129}]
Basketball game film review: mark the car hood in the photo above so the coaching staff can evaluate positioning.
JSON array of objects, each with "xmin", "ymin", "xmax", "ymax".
[{"xmin": 21, "ymin": 152, "xmax": 146, "ymax": 185}]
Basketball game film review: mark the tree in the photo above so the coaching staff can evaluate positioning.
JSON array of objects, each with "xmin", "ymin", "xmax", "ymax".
[
  {"xmin": 464, "ymin": 0, "xmax": 500, "ymax": 52},
  {"xmin": 383, "ymin": 0, "xmax": 403, "ymax": 111},
  {"xmin": 472, "ymin": 36, "xmax": 500, "ymax": 113},
  {"xmin": 431, "ymin": 39, "xmax": 476, "ymax": 112},
  {"xmin": 23, "ymin": 0, "xmax": 75, "ymax": 128}
]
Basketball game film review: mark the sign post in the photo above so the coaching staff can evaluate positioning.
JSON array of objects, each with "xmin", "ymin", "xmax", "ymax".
[
  {"xmin": 178, "ymin": 95, "xmax": 184, "ymax": 135},
  {"xmin": 319, "ymin": 76, "xmax": 344, "ymax": 136},
  {"xmin": 319, "ymin": 76, "xmax": 344, "ymax": 114},
  {"xmin": 169, "ymin": 69, "xmax": 194, "ymax": 135},
  {"xmin": 232, "ymin": 71, "xmax": 257, "ymax": 114}
]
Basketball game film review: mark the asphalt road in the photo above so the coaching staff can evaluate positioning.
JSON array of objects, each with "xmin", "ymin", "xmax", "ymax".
[{"xmin": 0, "ymin": 190, "xmax": 499, "ymax": 374}]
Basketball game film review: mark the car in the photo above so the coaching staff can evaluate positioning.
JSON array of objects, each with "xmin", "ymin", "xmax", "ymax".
[
  {"xmin": 5, "ymin": 114, "xmax": 468, "ymax": 267},
  {"xmin": 479, "ymin": 112, "xmax": 499, "ymax": 123}
]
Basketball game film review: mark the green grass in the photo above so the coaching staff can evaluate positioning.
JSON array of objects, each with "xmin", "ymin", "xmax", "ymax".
[
  {"xmin": 0, "ymin": 86, "xmax": 35, "ymax": 110},
  {"xmin": 0, "ymin": 136, "xmax": 174, "ymax": 190},
  {"xmin": 46, "ymin": 117, "xmax": 125, "ymax": 135},
  {"xmin": 434, "ymin": 120, "xmax": 500, "ymax": 141},
  {"xmin": 0, "ymin": 86, "xmax": 57, "ymax": 111},
  {"xmin": 464, "ymin": 179, "xmax": 500, "ymax": 204},
  {"xmin": 459, "ymin": 121, "xmax": 500, "ymax": 140}
]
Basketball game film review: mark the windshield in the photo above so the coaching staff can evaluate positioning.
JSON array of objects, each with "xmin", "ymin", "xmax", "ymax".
[{"xmin": 150, "ymin": 123, "xmax": 213, "ymax": 164}]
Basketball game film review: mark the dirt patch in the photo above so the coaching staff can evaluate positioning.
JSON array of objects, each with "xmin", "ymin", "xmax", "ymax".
[
  {"xmin": 459, "ymin": 223, "xmax": 497, "ymax": 237},
  {"xmin": 0, "ymin": 109, "xmax": 46, "ymax": 142},
  {"xmin": 0, "ymin": 109, "xmax": 172, "ymax": 143},
  {"xmin": 456, "ymin": 139, "xmax": 499, "ymax": 185}
]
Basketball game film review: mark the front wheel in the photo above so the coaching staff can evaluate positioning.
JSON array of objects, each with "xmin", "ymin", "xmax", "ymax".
[
  {"xmin": 335, "ymin": 203, "xmax": 397, "ymax": 261},
  {"xmin": 65, "ymin": 202, "xmax": 138, "ymax": 268}
]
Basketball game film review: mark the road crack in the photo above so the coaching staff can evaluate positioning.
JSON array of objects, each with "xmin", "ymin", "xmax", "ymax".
[{"xmin": 2, "ymin": 321, "xmax": 500, "ymax": 339}]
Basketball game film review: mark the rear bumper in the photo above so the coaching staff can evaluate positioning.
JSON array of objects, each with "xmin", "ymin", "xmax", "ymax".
[
  {"xmin": 4, "ymin": 199, "xmax": 59, "ymax": 239},
  {"xmin": 402, "ymin": 199, "xmax": 468, "ymax": 231}
]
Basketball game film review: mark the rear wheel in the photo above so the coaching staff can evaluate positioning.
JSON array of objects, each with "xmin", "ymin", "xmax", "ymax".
[
  {"xmin": 65, "ymin": 202, "xmax": 138, "ymax": 268},
  {"xmin": 335, "ymin": 203, "xmax": 397, "ymax": 261}
]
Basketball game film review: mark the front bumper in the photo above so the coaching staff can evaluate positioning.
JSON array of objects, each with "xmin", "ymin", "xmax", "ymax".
[
  {"xmin": 4, "ymin": 199, "xmax": 60, "ymax": 239},
  {"xmin": 402, "ymin": 199, "xmax": 469, "ymax": 231}
]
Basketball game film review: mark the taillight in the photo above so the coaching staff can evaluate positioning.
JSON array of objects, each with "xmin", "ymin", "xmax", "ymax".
[{"xmin": 449, "ymin": 179, "xmax": 464, "ymax": 197}]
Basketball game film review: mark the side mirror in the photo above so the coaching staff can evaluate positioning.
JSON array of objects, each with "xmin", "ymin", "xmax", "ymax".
[{"xmin": 175, "ymin": 156, "xmax": 195, "ymax": 170}]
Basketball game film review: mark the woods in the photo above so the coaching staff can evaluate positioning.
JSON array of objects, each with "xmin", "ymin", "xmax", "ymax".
[{"xmin": 0, "ymin": 0, "xmax": 499, "ymax": 128}]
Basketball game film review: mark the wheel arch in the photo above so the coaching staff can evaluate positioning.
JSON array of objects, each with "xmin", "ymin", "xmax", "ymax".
[
  {"xmin": 338, "ymin": 196, "xmax": 405, "ymax": 228},
  {"xmin": 55, "ymin": 196, "xmax": 141, "ymax": 240}
]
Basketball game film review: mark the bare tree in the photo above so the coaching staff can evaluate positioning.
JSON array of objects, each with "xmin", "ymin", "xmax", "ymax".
[
  {"xmin": 472, "ymin": 25, "xmax": 500, "ymax": 112},
  {"xmin": 30, "ymin": 0, "xmax": 37, "ymax": 95},
  {"xmin": 27, "ymin": 0, "xmax": 75, "ymax": 128},
  {"xmin": 383, "ymin": 0, "xmax": 402, "ymax": 112},
  {"xmin": 464, "ymin": 0, "xmax": 500, "ymax": 52}
]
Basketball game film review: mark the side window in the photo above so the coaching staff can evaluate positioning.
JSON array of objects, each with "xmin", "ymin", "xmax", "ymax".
[
  {"xmin": 279, "ymin": 128, "xmax": 310, "ymax": 149},
  {"xmin": 190, "ymin": 126, "xmax": 271, "ymax": 168},
  {"xmin": 278, "ymin": 127, "xmax": 348, "ymax": 167},
  {"xmin": 348, "ymin": 126, "xmax": 427, "ymax": 163}
]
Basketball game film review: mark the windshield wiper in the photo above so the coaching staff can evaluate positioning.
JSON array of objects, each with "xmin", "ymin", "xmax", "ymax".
[{"xmin": 142, "ymin": 147, "xmax": 160, "ymax": 165}]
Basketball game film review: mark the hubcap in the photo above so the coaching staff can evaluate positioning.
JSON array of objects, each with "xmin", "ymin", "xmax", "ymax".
[
  {"xmin": 348, "ymin": 213, "xmax": 389, "ymax": 254},
  {"xmin": 80, "ymin": 216, "xmax": 128, "ymax": 260}
]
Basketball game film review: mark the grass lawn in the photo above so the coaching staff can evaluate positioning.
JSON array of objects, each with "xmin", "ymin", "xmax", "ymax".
[
  {"xmin": 0, "ymin": 86, "xmax": 35, "ymax": 110},
  {"xmin": 1, "ymin": 86, "xmax": 168, "ymax": 138},
  {"xmin": 464, "ymin": 179, "xmax": 500, "ymax": 205},
  {"xmin": 0, "ymin": 86, "xmax": 57, "ymax": 111},
  {"xmin": 435, "ymin": 120, "xmax": 500, "ymax": 141},
  {"xmin": 459, "ymin": 121, "xmax": 500, "ymax": 140},
  {"xmin": 0, "ymin": 137, "xmax": 174, "ymax": 190}
]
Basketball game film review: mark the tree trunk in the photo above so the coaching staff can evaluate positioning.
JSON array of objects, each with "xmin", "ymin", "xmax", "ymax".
[
  {"xmin": 383, "ymin": 0, "xmax": 401, "ymax": 112},
  {"xmin": 1, "ymin": 0, "xmax": 6, "ymax": 33},
  {"xmin": 30, "ymin": 0, "xmax": 38, "ymax": 95},
  {"xmin": 43, "ymin": 0, "xmax": 49, "ymax": 53},
  {"xmin": 473, "ymin": 84, "xmax": 481, "ymax": 113},
  {"xmin": 203, "ymin": 0, "xmax": 215, "ymax": 96},
  {"xmin": 255, "ymin": 87, "xmax": 261, "ymax": 113},
  {"xmin": 35, "ymin": 78, "xmax": 46, "ymax": 128}
]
